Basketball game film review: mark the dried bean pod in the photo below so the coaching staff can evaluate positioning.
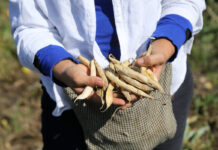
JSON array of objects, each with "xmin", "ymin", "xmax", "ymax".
[
  {"xmin": 120, "ymin": 74, "xmax": 152, "ymax": 92},
  {"xmin": 77, "ymin": 56, "xmax": 90, "ymax": 67},
  {"xmin": 122, "ymin": 60, "xmax": 131, "ymax": 67},
  {"xmin": 94, "ymin": 60, "xmax": 108, "ymax": 91},
  {"xmin": 108, "ymin": 54, "xmax": 121, "ymax": 64},
  {"xmin": 96, "ymin": 88, "xmax": 105, "ymax": 110},
  {"xmin": 75, "ymin": 60, "xmax": 96, "ymax": 101},
  {"xmin": 121, "ymin": 89, "xmax": 131, "ymax": 102},
  {"xmin": 105, "ymin": 70, "xmax": 153, "ymax": 99},
  {"xmin": 114, "ymin": 64, "xmax": 164, "ymax": 93},
  {"xmin": 101, "ymin": 83, "xmax": 114, "ymax": 112},
  {"xmin": 146, "ymin": 68, "xmax": 158, "ymax": 82},
  {"xmin": 75, "ymin": 86, "xmax": 93, "ymax": 101},
  {"xmin": 109, "ymin": 62, "xmax": 115, "ymax": 71}
]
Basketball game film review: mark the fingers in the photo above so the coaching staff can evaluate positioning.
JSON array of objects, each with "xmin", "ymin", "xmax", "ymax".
[
  {"xmin": 112, "ymin": 92, "xmax": 127, "ymax": 106},
  {"xmin": 77, "ymin": 64, "xmax": 90, "ymax": 74},
  {"xmin": 150, "ymin": 65, "xmax": 164, "ymax": 80},
  {"xmin": 112, "ymin": 98, "xmax": 126, "ymax": 106},
  {"xmin": 82, "ymin": 91, "xmax": 140, "ymax": 110},
  {"xmin": 88, "ymin": 92, "xmax": 126, "ymax": 106},
  {"xmin": 120, "ymin": 93, "xmax": 137, "ymax": 110},
  {"xmin": 73, "ymin": 87, "xmax": 84, "ymax": 94},
  {"xmin": 88, "ymin": 93, "xmax": 102, "ymax": 103},
  {"xmin": 121, "ymin": 103, "xmax": 132, "ymax": 110},
  {"xmin": 130, "ymin": 93, "xmax": 138, "ymax": 101},
  {"xmin": 59, "ymin": 63, "xmax": 104, "ymax": 88},
  {"xmin": 113, "ymin": 92, "xmax": 124, "ymax": 99},
  {"xmin": 74, "ymin": 85, "xmax": 139, "ymax": 109},
  {"xmin": 136, "ymin": 54, "xmax": 165, "ymax": 67},
  {"xmin": 76, "ymin": 64, "xmax": 104, "ymax": 87},
  {"xmin": 84, "ymin": 76, "xmax": 105, "ymax": 87},
  {"xmin": 136, "ymin": 39, "xmax": 176, "ymax": 68},
  {"xmin": 71, "ymin": 70, "xmax": 104, "ymax": 88},
  {"xmin": 112, "ymin": 92, "xmax": 138, "ymax": 106},
  {"xmin": 114, "ymin": 93, "xmax": 138, "ymax": 110}
]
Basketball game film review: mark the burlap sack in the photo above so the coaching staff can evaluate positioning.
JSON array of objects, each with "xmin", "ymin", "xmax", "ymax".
[{"xmin": 64, "ymin": 63, "xmax": 177, "ymax": 150}]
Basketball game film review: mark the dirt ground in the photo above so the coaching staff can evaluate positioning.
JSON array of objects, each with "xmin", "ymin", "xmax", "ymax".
[{"xmin": 0, "ymin": 71, "xmax": 42, "ymax": 150}]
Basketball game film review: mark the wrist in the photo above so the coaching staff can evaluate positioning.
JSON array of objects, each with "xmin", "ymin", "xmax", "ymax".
[
  {"xmin": 53, "ymin": 59, "xmax": 76, "ymax": 82},
  {"xmin": 151, "ymin": 38, "xmax": 175, "ymax": 62}
]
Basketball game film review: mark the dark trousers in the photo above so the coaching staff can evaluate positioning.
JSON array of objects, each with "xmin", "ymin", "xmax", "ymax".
[
  {"xmin": 41, "ymin": 87, "xmax": 87, "ymax": 150},
  {"xmin": 41, "ymin": 64, "xmax": 193, "ymax": 150}
]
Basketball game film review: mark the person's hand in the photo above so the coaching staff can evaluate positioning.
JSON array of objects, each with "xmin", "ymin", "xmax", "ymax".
[
  {"xmin": 136, "ymin": 38, "xmax": 175, "ymax": 80},
  {"xmin": 120, "ymin": 39, "xmax": 175, "ymax": 109},
  {"xmin": 52, "ymin": 59, "xmax": 129, "ymax": 106}
]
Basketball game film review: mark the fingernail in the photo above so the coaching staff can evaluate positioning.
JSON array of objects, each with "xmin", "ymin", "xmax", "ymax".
[
  {"xmin": 97, "ymin": 78, "xmax": 104, "ymax": 87},
  {"xmin": 121, "ymin": 100, "xmax": 126, "ymax": 105},
  {"xmin": 137, "ymin": 58, "xmax": 144, "ymax": 64}
]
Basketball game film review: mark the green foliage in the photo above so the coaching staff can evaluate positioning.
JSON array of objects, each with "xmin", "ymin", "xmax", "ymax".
[
  {"xmin": 0, "ymin": 0, "xmax": 19, "ymax": 81},
  {"xmin": 184, "ymin": 1, "xmax": 218, "ymax": 149},
  {"xmin": 183, "ymin": 121, "xmax": 213, "ymax": 150},
  {"xmin": 189, "ymin": 0, "xmax": 218, "ymax": 75}
]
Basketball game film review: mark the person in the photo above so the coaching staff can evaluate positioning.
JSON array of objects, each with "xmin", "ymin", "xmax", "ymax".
[{"xmin": 9, "ymin": 0, "xmax": 206, "ymax": 149}]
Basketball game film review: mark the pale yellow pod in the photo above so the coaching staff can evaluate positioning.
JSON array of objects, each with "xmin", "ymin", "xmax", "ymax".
[
  {"xmin": 121, "ymin": 89, "xmax": 131, "ymax": 102},
  {"xmin": 122, "ymin": 60, "xmax": 131, "ymax": 67},
  {"xmin": 96, "ymin": 88, "xmax": 105, "ymax": 110},
  {"xmin": 77, "ymin": 56, "xmax": 90, "ymax": 67},
  {"xmin": 96, "ymin": 88, "xmax": 104, "ymax": 98},
  {"xmin": 141, "ymin": 67, "xmax": 148, "ymax": 76},
  {"xmin": 102, "ymin": 83, "xmax": 114, "ymax": 112},
  {"xmin": 75, "ymin": 60, "xmax": 96, "ymax": 102},
  {"xmin": 108, "ymin": 54, "xmax": 121, "ymax": 64},
  {"xmin": 75, "ymin": 86, "xmax": 93, "ymax": 101},
  {"xmin": 140, "ymin": 67, "xmax": 158, "ymax": 82},
  {"xmin": 105, "ymin": 70, "xmax": 153, "ymax": 99},
  {"xmin": 130, "ymin": 65, "xmax": 141, "ymax": 72},
  {"xmin": 120, "ymin": 74, "xmax": 152, "ymax": 92},
  {"xmin": 94, "ymin": 60, "xmax": 108, "ymax": 91},
  {"xmin": 90, "ymin": 59, "xmax": 96, "ymax": 76},
  {"xmin": 109, "ymin": 62, "xmax": 115, "ymax": 71},
  {"xmin": 146, "ymin": 68, "xmax": 158, "ymax": 82},
  {"xmin": 114, "ymin": 64, "xmax": 164, "ymax": 93},
  {"xmin": 140, "ymin": 43, "xmax": 158, "ymax": 81}
]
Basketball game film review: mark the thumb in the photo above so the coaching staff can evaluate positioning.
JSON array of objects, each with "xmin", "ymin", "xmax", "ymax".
[
  {"xmin": 136, "ymin": 54, "xmax": 165, "ymax": 67},
  {"xmin": 84, "ymin": 76, "xmax": 104, "ymax": 87}
]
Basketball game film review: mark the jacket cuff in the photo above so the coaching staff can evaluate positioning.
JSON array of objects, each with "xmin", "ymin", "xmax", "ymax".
[
  {"xmin": 33, "ymin": 45, "xmax": 79, "ymax": 86},
  {"xmin": 149, "ymin": 14, "xmax": 193, "ymax": 62}
]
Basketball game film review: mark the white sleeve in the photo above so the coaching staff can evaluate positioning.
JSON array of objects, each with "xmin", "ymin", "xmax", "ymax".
[
  {"xmin": 161, "ymin": 0, "xmax": 206, "ymax": 35},
  {"xmin": 9, "ymin": 0, "xmax": 64, "ymax": 72}
]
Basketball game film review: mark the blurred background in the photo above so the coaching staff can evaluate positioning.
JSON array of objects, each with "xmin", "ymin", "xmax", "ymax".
[{"xmin": 0, "ymin": 0, "xmax": 217, "ymax": 150}]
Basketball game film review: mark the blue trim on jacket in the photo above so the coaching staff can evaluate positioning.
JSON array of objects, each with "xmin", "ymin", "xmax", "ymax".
[
  {"xmin": 149, "ymin": 14, "xmax": 193, "ymax": 61},
  {"xmin": 34, "ymin": 45, "xmax": 78, "ymax": 86}
]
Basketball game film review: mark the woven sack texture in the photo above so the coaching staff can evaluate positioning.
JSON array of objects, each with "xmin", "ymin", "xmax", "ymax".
[{"xmin": 64, "ymin": 63, "xmax": 177, "ymax": 150}]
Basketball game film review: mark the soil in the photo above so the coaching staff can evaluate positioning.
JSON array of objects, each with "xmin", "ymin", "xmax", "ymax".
[{"xmin": 0, "ymin": 71, "xmax": 42, "ymax": 150}]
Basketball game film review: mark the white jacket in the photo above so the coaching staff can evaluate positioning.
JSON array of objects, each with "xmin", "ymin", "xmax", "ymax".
[{"xmin": 9, "ymin": 0, "xmax": 206, "ymax": 116}]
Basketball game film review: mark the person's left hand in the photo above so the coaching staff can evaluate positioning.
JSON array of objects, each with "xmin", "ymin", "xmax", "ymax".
[
  {"xmin": 121, "ymin": 38, "xmax": 175, "ymax": 110},
  {"xmin": 136, "ymin": 38, "xmax": 175, "ymax": 80}
]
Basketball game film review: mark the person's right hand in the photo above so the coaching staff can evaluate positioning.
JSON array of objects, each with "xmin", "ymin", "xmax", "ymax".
[{"xmin": 52, "ymin": 59, "xmax": 128, "ymax": 106}]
